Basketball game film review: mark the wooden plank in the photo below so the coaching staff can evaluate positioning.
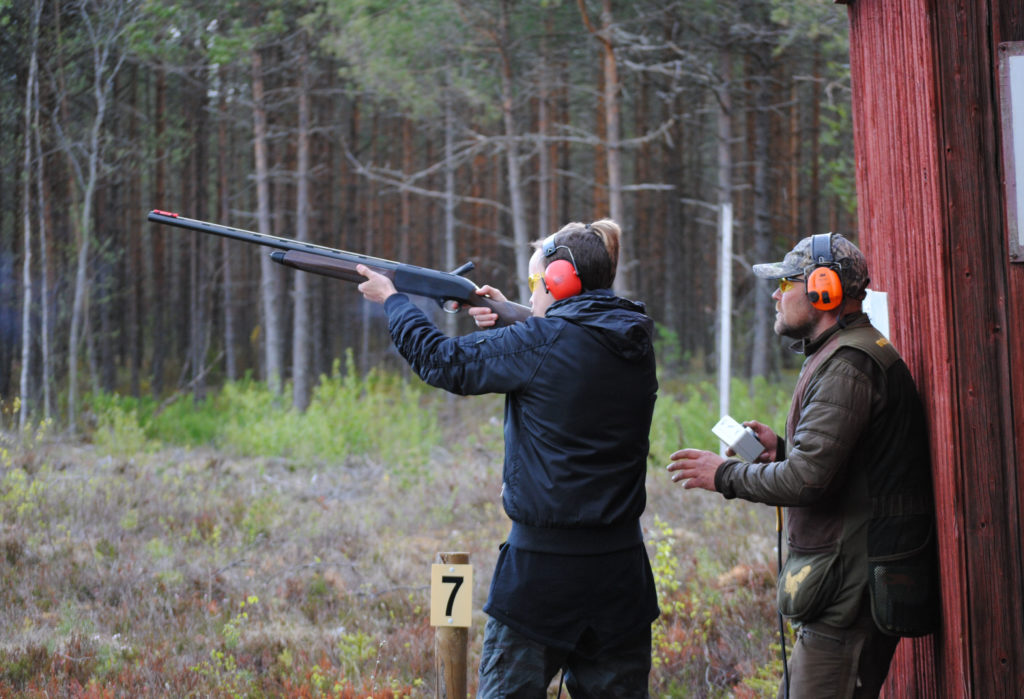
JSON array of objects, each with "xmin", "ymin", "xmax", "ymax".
[
  {"xmin": 848, "ymin": 2, "xmax": 959, "ymax": 693},
  {"xmin": 847, "ymin": 1, "xmax": 1024, "ymax": 697},
  {"xmin": 931, "ymin": 1, "xmax": 1024, "ymax": 696},
  {"xmin": 991, "ymin": 4, "xmax": 1024, "ymax": 698}
]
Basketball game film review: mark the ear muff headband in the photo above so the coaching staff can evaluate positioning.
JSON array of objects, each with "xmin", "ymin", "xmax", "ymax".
[
  {"xmin": 805, "ymin": 233, "xmax": 843, "ymax": 311},
  {"xmin": 540, "ymin": 233, "xmax": 582, "ymax": 300}
]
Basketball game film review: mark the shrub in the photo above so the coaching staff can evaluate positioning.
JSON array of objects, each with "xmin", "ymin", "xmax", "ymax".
[
  {"xmin": 41, "ymin": 367, "xmax": 796, "ymax": 696},
  {"xmin": 83, "ymin": 352, "xmax": 440, "ymax": 482}
]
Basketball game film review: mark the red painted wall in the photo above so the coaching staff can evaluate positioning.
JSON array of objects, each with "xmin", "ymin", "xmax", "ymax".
[{"xmin": 845, "ymin": 1, "xmax": 1024, "ymax": 696}]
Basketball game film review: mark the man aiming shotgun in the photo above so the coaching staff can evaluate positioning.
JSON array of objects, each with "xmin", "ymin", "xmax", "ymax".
[
  {"xmin": 357, "ymin": 219, "xmax": 660, "ymax": 696},
  {"xmin": 151, "ymin": 209, "xmax": 661, "ymax": 693}
]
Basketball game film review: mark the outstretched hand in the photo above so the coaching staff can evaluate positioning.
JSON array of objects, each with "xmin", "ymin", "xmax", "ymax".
[
  {"xmin": 468, "ymin": 285, "xmax": 508, "ymax": 328},
  {"xmin": 666, "ymin": 449, "xmax": 724, "ymax": 492},
  {"xmin": 356, "ymin": 264, "xmax": 397, "ymax": 303}
]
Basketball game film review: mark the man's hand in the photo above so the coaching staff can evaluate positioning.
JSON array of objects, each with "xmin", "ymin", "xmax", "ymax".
[
  {"xmin": 732, "ymin": 420, "xmax": 779, "ymax": 462},
  {"xmin": 666, "ymin": 449, "xmax": 725, "ymax": 491},
  {"xmin": 356, "ymin": 264, "xmax": 397, "ymax": 303},
  {"xmin": 468, "ymin": 285, "xmax": 508, "ymax": 328}
]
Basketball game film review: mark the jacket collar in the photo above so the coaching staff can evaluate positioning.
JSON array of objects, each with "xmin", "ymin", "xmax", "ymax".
[{"xmin": 802, "ymin": 312, "xmax": 870, "ymax": 356}]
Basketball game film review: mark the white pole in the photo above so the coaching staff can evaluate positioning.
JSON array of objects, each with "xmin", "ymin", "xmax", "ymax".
[{"xmin": 717, "ymin": 202, "xmax": 733, "ymax": 451}]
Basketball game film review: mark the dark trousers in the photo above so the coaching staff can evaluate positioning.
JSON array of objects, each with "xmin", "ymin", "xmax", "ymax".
[
  {"xmin": 779, "ymin": 600, "xmax": 900, "ymax": 699},
  {"xmin": 477, "ymin": 616, "xmax": 652, "ymax": 699}
]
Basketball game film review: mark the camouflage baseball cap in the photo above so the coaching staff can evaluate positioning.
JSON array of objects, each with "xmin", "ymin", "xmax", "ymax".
[{"xmin": 752, "ymin": 233, "xmax": 870, "ymax": 299}]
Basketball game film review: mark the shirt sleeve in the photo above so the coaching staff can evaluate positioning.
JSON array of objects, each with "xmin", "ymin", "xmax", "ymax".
[{"xmin": 716, "ymin": 348, "xmax": 882, "ymax": 506}]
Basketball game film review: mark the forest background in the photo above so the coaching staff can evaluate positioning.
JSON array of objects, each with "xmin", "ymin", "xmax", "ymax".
[{"xmin": 0, "ymin": 0, "xmax": 853, "ymax": 695}]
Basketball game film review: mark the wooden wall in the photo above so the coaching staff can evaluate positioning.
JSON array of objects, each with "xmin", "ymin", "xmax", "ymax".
[{"xmin": 843, "ymin": 0, "xmax": 1024, "ymax": 696}]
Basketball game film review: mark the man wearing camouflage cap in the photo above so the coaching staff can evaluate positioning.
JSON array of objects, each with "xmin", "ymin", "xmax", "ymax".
[{"xmin": 667, "ymin": 233, "xmax": 938, "ymax": 698}]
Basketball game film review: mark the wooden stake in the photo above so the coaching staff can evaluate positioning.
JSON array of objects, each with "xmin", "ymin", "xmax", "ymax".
[{"xmin": 435, "ymin": 551, "xmax": 469, "ymax": 698}]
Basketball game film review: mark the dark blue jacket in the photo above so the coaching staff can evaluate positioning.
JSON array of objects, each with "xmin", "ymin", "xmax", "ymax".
[{"xmin": 384, "ymin": 289, "xmax": 658, "ymax": 553}]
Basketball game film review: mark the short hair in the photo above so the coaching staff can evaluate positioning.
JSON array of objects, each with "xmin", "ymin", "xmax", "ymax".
[{"xmin": 533, "ymin": 219, "xmax": 621, "ymax": 291}]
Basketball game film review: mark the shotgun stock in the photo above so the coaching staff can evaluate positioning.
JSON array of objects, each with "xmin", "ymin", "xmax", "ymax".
[{"xmin": 147, "ymin": 209, "xmax": 531, "ymax": 327}]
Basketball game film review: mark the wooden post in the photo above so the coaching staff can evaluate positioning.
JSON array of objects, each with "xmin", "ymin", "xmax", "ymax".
[{"xmin": 435, "ymin": 551, "xmax": 469, "ymax": 698}]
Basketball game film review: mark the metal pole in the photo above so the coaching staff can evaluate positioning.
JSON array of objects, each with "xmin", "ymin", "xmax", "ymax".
[{"xmin": 718, "ymin": 201, "xmax": 734, "ymax": 440}]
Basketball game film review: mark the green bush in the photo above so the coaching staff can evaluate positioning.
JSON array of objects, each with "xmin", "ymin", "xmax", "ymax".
[
  {"xmin": 87, "ymin": 366, "xmax": 792, "ymax": 478},
  {"xmin": 84, "ymin": 352, "xmax": 440, "ymax": 481},
  {"xmin": 93, "ymin": 403, "xmax": 154, "ymax": 458}
]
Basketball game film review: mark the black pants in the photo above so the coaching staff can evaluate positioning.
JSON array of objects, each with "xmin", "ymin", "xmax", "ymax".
[{"xmin": 477, "ymin": 616, "xmax": 652, "ymax": 699}]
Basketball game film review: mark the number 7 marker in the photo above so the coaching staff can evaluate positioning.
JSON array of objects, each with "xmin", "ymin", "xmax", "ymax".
[{"xmin": 430, "ymin": 563, "xmax": 473, "ymax": 627}]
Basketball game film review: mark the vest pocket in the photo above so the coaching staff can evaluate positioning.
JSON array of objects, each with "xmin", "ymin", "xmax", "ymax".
[
  {"xmin": 777, "ymin": 548, "xmax": 843, "ymax": 622},
  {"xmin": 867, "ymin": 526, "xmax": 939, "ymax": 637}
]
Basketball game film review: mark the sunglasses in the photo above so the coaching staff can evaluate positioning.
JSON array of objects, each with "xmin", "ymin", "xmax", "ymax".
[
  {"xmin": 528, "ymin": 272, "xmax": 544, "ymax": 293},
  {"xmin": 778, "ymin": 276, "xmax": 806, "ymax": 293}
]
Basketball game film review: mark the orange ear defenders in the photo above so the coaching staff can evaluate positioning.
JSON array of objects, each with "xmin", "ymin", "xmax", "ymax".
[
  {"xmin": 806, "ymin": 233, "xmax": 843, "ymax": 311},
  {"xmin": 541, "ymin": 233, "xmax": 583, "ymax": 300}
]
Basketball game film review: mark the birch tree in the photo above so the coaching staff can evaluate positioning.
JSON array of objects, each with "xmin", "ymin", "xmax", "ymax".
[
  {"xmin": 34, "ymin": 19, "xmax": 52, "ymax": 422},
  {"xmin": 49, "ymin": 0, "xmax": 137, "ymax": 432},
  {"xmin": 19, "ymin": 0, "xmax": 42, "ymax": 431}
]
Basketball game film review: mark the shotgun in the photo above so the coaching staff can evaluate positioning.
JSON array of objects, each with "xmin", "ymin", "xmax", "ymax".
[{"xmin": 147, "ymin": 210, "xmax": 532, "ymax": 327}]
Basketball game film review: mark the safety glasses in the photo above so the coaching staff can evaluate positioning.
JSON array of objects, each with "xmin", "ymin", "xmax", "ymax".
[
  {"xmin": 778, "ymin": 276, "xmax": 805, "ymax": 293},
  {"xmin": 528, "ymin": 272, "xmax": 544, "ymax": 293}
]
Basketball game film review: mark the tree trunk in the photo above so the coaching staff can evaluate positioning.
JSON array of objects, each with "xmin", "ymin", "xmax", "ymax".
[
  {"xmin": 443, "ymin": 77, "xmax": 458, "ymax": 338},
  {"xmin": 127, "ymin": 63, "xmax": 142, "ymax": 398},
  {"xmin": 217, "ymin": 65, "xmax": 237, "ymax": 382},
  {"xmin": 359, "ymin": 107, "xmax": 377, "ymax": 374},
  {"xmin": 67, "ymin": 38, "xmax": 118, "ymax": 432},
  {"xmin": 252, "ymin": 48, "xmax": 283, "ymax": 394},
  {"xmin": 19, "ymin": 0, "xmax": 40, "ymax": 430},
  {"xmin": 600, "ymin": 0, "xmax": 627, "ymax": 294},
  {"xmin": 749, "ymin": 58, "xmax": 773, "ymax": 380},
  {"xmin": 809, "ymin": 47, "xmax": 822, "ymax": 235},
  {"xmin": 190, "ymin": 60, "xmax": 210, "ymax": 404},
  {"xmin": 34, "ymin": 42, "xmax": 52, "ymax": 421},
  {"xmin": 96, "ymin": 182, "xmax": 114, "ymax": 394},
  {"xmin": 635, "ymin": 67, "xmax": 654, "ymax": 306},
  {"xmin": 537, "ymin": 10, "xmax": 554, "ymax": 237},
  {"xmin": 577, "ymin": 0, "xmax": 627, "ymax": 293},
  {"xmin": 292, "ymin": 39, "xmax": 312, "ymax": 411},
  {"xmin": 400, "ymin": 118, "xmax": 413, "ymax": 263},
  {"xmin": 497, "ymin": 0, "xmax": 530, "ymax": 303},
  {"xmin": 789, "ymin": 79, "xmax": 801, "ymax": 237},
  {"xmin": 151, "ymin": 64, "xmax": 167, "ymax": 398}
]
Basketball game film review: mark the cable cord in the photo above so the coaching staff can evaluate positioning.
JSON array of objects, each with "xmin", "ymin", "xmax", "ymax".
[{"xmin": 777, "ymin": 506, "xmax": 790, "ymax": 698}]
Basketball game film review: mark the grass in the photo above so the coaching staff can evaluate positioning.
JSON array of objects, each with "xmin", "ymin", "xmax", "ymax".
[{"xmin": 0, "ymin": 368, "xmax": 793, "ymax": 697}]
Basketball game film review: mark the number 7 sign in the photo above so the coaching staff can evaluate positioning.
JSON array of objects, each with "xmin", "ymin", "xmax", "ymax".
[{"xmin": 430, "ymin": 563, "xmax": 473, "ymax": 627}]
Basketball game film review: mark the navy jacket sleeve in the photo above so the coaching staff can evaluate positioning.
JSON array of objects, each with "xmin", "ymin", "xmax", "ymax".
[{"xmin": 384, "ymin": 294, "xmax": 557, "ymax": 396}]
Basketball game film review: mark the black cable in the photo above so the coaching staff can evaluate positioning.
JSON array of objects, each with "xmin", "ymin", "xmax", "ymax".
[{"xmin": 777, "ymin": 506, "xmax": 790, "ymax": 698}]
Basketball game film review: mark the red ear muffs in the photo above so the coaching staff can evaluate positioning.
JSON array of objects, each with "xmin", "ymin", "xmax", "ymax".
[
  {"xmin": 806, "ymin": 232, "xmax": 844, "ymax": 311},
  {"xmin": 806, "ymin": 266, "xmax": 843, "ymax": 311},
  {"xmin": 544, "ymin": 259, "xmax": 582, "ymax": 300}
]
